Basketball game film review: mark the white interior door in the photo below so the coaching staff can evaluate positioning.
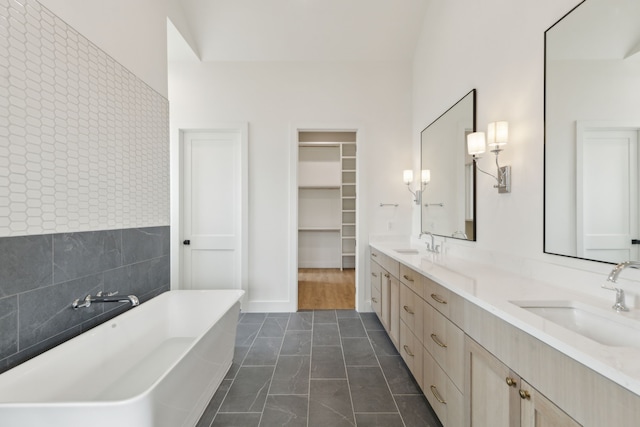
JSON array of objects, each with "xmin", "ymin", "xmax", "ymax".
[
  {"xmin": 577, "ymin": 128, "xmax": 639, "ymax": 262},
  {"xmin": 182, "ymin": 128, "xmax": 247, "ymax": 291}
]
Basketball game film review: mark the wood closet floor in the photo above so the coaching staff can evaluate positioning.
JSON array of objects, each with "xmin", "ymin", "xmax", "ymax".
[{"xmin": 298, "ymin": 268, "xmax": 355, "ymax": 309}]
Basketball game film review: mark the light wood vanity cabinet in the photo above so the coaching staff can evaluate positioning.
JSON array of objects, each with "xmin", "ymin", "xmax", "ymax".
[
  {"xmin": 465, "ymin": 336, "xmax": 581, "ymax": 427},
  {"xmin": 370, "ymin": 249, "xmax": 400, "ymax": 347},
  {"xmin": 369, "ymin": 246, "xmax": 639, "ymax": 427}
]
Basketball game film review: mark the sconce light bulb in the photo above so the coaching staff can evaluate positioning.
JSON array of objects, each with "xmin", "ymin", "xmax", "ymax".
[
  {"xmin": 403, "ymin": 169, "xmax": 413, "ymax": 185},
  {"xmin": 488, "ymin": 121, "xmax": 508, "ymax": 147},
  {"xmin": 467, "ymin": 132, "xmax": 486, "ymax": 156},
  {"xmin": 421, "ymin": 169, "xmax": 431, "ymax": 184}
]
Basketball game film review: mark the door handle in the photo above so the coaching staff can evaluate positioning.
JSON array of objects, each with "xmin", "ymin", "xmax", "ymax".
[
  {"xmin": 632, "ymin": 239, "xmax": 640, "ymax": 245},
  {"xmin": 183, "ymin": 240, "xmax": 191, "ymax": 245}
]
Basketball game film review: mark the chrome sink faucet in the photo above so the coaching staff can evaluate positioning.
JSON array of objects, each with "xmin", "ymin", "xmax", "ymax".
[
  {"xmin": 419, "ymin": 231, "xmax": 440, "ymax": 254},
  {"xmin": 602, "ymin": 261, "xmax": 640, "ymax": 312},
  {"xmin": 72, "ymin": 291, "xmax": 140, "ymax": 309}
]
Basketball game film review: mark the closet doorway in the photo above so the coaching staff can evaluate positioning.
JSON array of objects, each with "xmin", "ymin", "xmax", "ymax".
[{"xmin": 297, "ymin": 131, "xmax": 356, "ymax": 309}]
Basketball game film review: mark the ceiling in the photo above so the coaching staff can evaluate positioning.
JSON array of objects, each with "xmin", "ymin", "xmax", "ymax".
[{"xmin": 168, "ymin": 0, "xmax": 429, "ymax": 62}]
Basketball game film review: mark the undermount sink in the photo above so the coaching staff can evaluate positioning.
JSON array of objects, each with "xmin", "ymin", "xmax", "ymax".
[
  {"xmin": 511, "ymin": 300, "xmax": 640, "ymax": 349},
  {"xmin": 394, "ymin": 248, "xmax": 420, "ymax": 254}
]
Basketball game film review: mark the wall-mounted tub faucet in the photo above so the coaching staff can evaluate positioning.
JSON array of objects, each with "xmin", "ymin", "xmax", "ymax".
[
  {"xmin": 72, "ymin": 291, "xmax": 140, "ymax": 310},
  {"xmin": 602, "ymin": 261, "xmax": 640, "ymax": 312}
]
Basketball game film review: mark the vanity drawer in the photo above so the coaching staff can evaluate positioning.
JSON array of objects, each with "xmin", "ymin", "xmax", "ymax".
[
  {"xmin": 371, "ymin": 279, "xmax": 382, "ymax": 319},
  {"xmin": 424, "ymin": 276, "xmax": 464, "ymax": 327},
  {"xmin": 370, "ymin": 247, "xmax": 400, "ymax": 279},
  {"xmin": 423, "ymin": 302, "xmax": 464, "ymax": 391},
  {"xmin": 400, "ymin": 320, "xmax": 423, "ymax": 390},
  {"xmin": 423, "ymin": 349, "xmax": 464, "ymax": 427},
  {"xmin": 399, "ymin": 263, "xmax": 425, "ymax": 298},
  {"xmin": 400, "ymin": 283, "xmax": 423, "ymax": 344},
  {"xmin": 370, "ymin": 260, "xmax": 382, "ymax": 292}
]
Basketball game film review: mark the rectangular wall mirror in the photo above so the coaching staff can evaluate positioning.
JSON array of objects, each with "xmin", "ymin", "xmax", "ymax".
[
  {"xmin": 421, "ymin": 89, "xmax": 476, "ymax": 241},
  {"xmin": 544, "ymin": 0, "xmax": 640, "ymax": 263}
]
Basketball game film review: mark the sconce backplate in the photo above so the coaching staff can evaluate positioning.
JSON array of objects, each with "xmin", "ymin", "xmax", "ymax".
[{"xmin": 498, "ymin": 166, "xmax": 511, "ymax": 194}]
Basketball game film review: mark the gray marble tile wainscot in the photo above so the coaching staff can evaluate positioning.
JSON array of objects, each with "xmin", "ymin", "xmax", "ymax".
[
  {"xmin": 198, "ymin": 310, "xmax": 443, "ymax": 427},
  {"xmin": 0, "ymin": 226, "xmax": 170, "ymax": 373}
]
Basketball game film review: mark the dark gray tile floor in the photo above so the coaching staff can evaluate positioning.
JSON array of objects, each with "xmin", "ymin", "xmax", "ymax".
[{"xmin": 197, "ymin": 310, "xmax": 443, "ymax": 427}]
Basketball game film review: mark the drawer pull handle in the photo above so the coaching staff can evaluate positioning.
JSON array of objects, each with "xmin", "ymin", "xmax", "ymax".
[
  {"xmin": 403, "ymin": 305, "xmax": 414, "ymax": 315},
  {"xmin": 372, "ymin": 297, "xmax": 378, "ymax": 303},
  {"xmin": 402, "ymin": 274, "xmax": 414, "ymax": 282},
  {"xmin": 384, "ymin": 273, "xmax": 390, "ymax": 279},
  {"xmin": 403, "ymin": 345, "xmax": 414, "ymax": 357},
  {"xmin": 505, "ymin": 377, "xmax": 517, "ymax": 387},
  {"xmin": 430, "ymin": 293, "xmax": 448, "ymax": 305},
  {"xmin": 372, "ymin": 253, "xmax": 378, "ymax": 257},
  {"xmin": 430, "ymin": 333, "xmax": 447, "ymax": 348},
  {"xmin": 519, "ymin": 389, "xmax": 531, "ymax": 400},
  {"xmin": 371, "ymin": 272, "xmax": 378, "ymax": 278},
  {"xmin": 430, "ymin": 385, "xmax": 446, "ymax": 404}
]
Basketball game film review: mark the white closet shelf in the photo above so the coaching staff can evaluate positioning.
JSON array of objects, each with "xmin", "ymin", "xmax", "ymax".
[
  {"xmin": 298, "ymin": 227, "xmax": 341, "ymax": 232},
  {"xmin": 299, "ymin": 186, "xmax": 341, "ymax": 189}
]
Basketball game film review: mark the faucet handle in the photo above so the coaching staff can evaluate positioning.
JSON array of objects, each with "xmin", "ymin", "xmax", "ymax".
[{"xmin": 72, "ymin": 294, "xmax": 92, "ymax": 309}]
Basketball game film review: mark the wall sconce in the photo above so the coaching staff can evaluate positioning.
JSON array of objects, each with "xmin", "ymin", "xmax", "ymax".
[
  {"xmin": 466, "ymin": 121, "xmax": 511, "ymax": 193},
  {"xmin": 403, "ymin": 169, "xmax": 430, "ymax": 205}
]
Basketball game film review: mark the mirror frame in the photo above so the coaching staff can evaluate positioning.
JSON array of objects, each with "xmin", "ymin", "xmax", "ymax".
[{"xmin": 420, "ymin": 89, "xmax": 477, "ymax": 241}]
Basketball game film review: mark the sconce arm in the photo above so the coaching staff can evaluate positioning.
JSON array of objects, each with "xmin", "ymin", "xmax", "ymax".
[
  {"xmin": 473, "ymin": 157, "xmax": 499, "ymax": 182},
  {"xmin": 406, "ymin": 182, "xmax": 427, "ymax": 205}
]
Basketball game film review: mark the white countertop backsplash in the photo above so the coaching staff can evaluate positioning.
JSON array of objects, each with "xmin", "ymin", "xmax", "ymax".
[{"xmin": 369, "ymin": 236, "xmax": 640, "ymax": 396}]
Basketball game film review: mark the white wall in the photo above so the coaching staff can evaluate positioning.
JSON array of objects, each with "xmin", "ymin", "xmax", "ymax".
[
  {"xmin": 412, "ymin": 0, "xmax": 640, "ymax": 298},
  {"xmin": 38, "ymin": 0, "xmax": 170, "ymax": 97},
  {"xmin": 169, "ymin": 61, "xmax": 413, "ymax": 311}
]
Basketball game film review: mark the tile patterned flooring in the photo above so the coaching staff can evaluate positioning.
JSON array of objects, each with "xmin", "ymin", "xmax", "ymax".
[{"xmin": 197, "ymin": 310, "xmax": 443, "ymax": 427}]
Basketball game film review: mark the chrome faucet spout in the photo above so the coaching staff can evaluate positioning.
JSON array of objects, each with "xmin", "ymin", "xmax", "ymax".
[
  {"xmin": 72, "ymin": 291, "xmax": 140, "ymax": 309},
  {"xmin": 602, "ymin": 261, "xmax": 640, "ymax": 312},
  {"xmin": 607, "ymin": 261, "xmax": 640, "ymax": 283},
  {"xmin": 419, "ymin": 231, "xmax": 440, "ymax": 254}
]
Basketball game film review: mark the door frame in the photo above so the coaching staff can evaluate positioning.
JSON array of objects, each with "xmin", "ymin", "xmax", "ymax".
[
  {"xmin": 171, "ymin": 123, "xmax": 249, "ymax": 301},
  {"xmin": 288, "ymin": 123, "xmax": 365, "ymax": 312}
]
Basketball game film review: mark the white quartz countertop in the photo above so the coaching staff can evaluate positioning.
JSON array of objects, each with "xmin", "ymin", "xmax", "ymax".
[{"xmin": 369, "ymin": 240, "xmax": 640, "ymax": 397}]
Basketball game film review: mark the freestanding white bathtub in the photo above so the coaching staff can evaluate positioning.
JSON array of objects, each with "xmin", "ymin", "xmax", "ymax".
[{"xmin": 0, "ymin": 289, "xmax": 244, "ymax": 427}]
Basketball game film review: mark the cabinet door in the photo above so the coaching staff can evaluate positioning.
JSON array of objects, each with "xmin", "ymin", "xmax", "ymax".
[
  {"xmin": 389, "ymin": 274, "xmax": 400, "ymax": 348},
  {"xmin": 465, "ymin": 337, "xmax": 521, "ymax": 427},
  {"xmin": 520, "ymin": 380, "xmax": 582, "ymax": 427}
]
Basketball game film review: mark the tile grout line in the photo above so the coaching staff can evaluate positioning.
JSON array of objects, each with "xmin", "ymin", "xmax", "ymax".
[
  {"xmin": 256, "ymin": 313, "xmax": 291, "ymax": 427},
  {"xmin": 363, "ymin": 315, "xmax": 409, "ymax": 427},
  {"xmin": 339, "ymin": 312, "xmax": 358, "ymax": 427}
]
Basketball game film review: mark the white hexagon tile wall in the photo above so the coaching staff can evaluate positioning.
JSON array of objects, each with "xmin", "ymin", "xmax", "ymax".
[
  {"xmin": 0, "ymin": 0, "xmax": 169, "ymax": 237},
  {"xmin": 0, "ymin": 0, "xmax": 170, "ymax": 372}
]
